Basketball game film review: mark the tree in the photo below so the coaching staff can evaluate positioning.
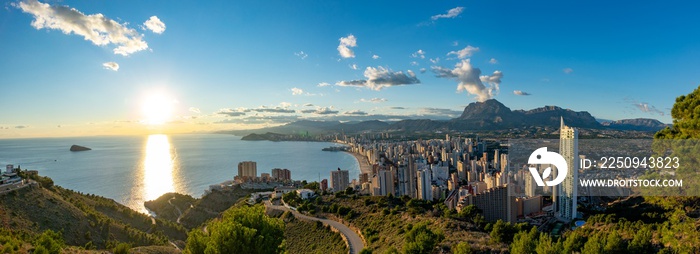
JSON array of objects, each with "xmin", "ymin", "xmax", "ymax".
[
  {"xmin": 403, "ymin": 222, "xmax": 443, "ymax": 254},
  {"xmin": 184, "ymin": 205, "xmax": 285, "ymax": 254},
  {"xmin": 510, "ymin": 227, "xmax": 538, "ymax": 254},
  {"xmin": 655, "ymin": 85, "xmax": 700, "ymax": 139},
  {"xmin": 628, "ymin": 226, "xmax": 653, "ymax": 253},
  {"xmin": 535, "ymin": 233, "xmax": 562, "ymax": 254},
  {"xmin": 33, "ymin": 230, "xmax": 64, "ymax": 254},
  {"xmin": 561, "ymin": 230, "xmax": 585, "ymax": 254},
  {"xmin": 113, "ymin": 243, "xmax": 131, "ymax": 254},
  {"xmin": 451, "ymin": 242, "xmax": 473, "ymax": 254}
]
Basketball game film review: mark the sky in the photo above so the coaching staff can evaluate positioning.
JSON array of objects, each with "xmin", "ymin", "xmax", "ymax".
[{"xmin": 1, "ymin": 0, "xmax": 700, "ymax": 138}]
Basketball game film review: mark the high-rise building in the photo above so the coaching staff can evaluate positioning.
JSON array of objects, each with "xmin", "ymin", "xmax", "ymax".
[
  {"xmin": 458, "ymin": 184, "xmax": 516, "ymax": 223},
  {"xmin": 524, "ymin": 167, "xmax": 536, "ymax": 197},
  {"xmin": 271, "ymin": 168, "xmax": 291, "ymax": 181},
  {"xmin": 376, "ymin": 170, "xmax": 395, "ymax": 196},
  {"xmin": 417, "ymin": 168, "xmax": 433, "ymax": 201},
  {"xmin": 330, "ymin": 168, "xmax": 350, "ymax": 192},
  {"xmin": 321, "ymin": 179, "xmax": 328, "ymax": 191},
  {"xmin": 397, "ymin": 160, "xmax": 416, "ymax": 198},
  {"xmin": 237, "ymin": 161, "xmax": 257, "ymax": 180},
  {"xmin": 558, "ymin": 117, "xmax": 579, "ymax": 221}
]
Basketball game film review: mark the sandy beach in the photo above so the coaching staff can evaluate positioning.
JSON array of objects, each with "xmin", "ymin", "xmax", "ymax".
[{"xmin": 345, "ymin": 151, "xmax": 372, "ymax": 175}]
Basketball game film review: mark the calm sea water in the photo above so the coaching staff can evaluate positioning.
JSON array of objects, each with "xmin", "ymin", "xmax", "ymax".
[{"xmin": 0, "ymin": 134, "xmax": 359, "ymax": 213}]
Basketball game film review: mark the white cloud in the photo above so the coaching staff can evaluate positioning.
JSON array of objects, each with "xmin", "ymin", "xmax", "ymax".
[
  {"xmin": 303, "ymin": 103, "xmax": 314, "ymax": 107},
  {"xmin": 432, "ymin": 59, "xmax": 502, "ymax": 102},
  {"xmin": 350, "ymin": 63, "xmax": 358, "ymax": 70},
  {"xmin": 317, "ymin": 82, "xmax": 331, "ymax": 87},
  {"xmin": 372, "ymin": 54, "xmax": 380, "ymax": 59},
  {"xmin": 447, "ymin": 45, "xmax": 479, "ymax": 59},
  {"xmin": 431, "ymin": 7, "xmax": 464, "ymax": 20},
  {"xmin": 337, "ymin": 34, "xmax": 357, "ymax": 58},
  {"xmin": 419, "ymin": 68, "xmax": 427, "ymax": 73},
  {"xmin": 344, "ymin": 110, "xmax": 368, "ymax": 116},
  {"xmin": 489, "ymin": 58, "xmax": 498, "ymax": 64},
  {"xmin": 411, "ymin": 49, "xmax": 425, "ymax": 59},
  {"xmin": 563, "ymin": 68, "xmax": 574, "ymax": 74},
  {"xmin": 336, "ymin": 66, "xmax": 420, "ymax": 91},
  {"xmin": 291, "ymin": 87, "xmax": 304, "ymax": 95},
  {"xmin": 635, "ymin": 103, "xmax": 664, "ymax": 116},
  {"xmin": 513, "ymin": 90, "xmax": 531, "ymax": 96},
  {"xmin": 16, "ymin": 0, "xmax": 148, "ymax": 56},
  {"xmin": 189, "ymin": 107, "xmax": 201, "ymax": 113},
  {"xmin": 452, "ymin": 41, "xmax": 459, "ymax": 46},
  {"xmin": 294, "ymin": 51, "xmax": 308, "ymax": 59},
  {"xmin": 430, "ymin": 58, "xmax": 440, "ymax": 64},
  {"xmin": 102, "ymin": 62, "xmax": 119, "ymax": 71},
  {"xmin": 410, "ymin": 61, "xmax": 419, "ymax": 66},
  {"xmin": 143, "ymin": 16, "xmax": 165, "ymax": 34},
  {"xmin": 303, "ymin": 107, "xmax": 338, "ymax": 115},
  {"xmin": 360, "ymin": 98, "xmax": 387, "ymax": 103}
]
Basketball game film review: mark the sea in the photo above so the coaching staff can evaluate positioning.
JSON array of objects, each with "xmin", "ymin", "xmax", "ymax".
[{"xmin": 0, "ymin": 134, "xmax": 360, "ymax": 213}]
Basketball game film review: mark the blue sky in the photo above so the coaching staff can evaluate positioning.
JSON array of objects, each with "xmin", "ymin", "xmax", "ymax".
[{"xmin": 1, "ymin": 0, "xmax": 699, "ymax": 137}]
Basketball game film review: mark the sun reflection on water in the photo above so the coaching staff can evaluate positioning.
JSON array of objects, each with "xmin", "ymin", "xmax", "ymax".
[{"xmin": 142, "ymin": 134, "xmax": 177, "ymax": 204}]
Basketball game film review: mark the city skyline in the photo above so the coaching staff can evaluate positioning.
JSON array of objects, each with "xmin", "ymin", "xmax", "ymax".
[{"xmin": 3, "ymin": 0, "xmax": 700, "ymax": 138}]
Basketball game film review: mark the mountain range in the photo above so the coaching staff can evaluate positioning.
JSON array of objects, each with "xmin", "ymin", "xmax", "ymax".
[{"xmin": 225, "ymin": 99, "xmax": 669, "ymax": 136}]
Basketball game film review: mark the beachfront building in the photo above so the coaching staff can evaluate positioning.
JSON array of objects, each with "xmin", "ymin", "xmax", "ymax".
[
  {"xmin": 237, "ymin": 161, "xmax": 257, "ymax": 181},
  {"xmin": 271, "ymin": 168, "xmax": 291, "ymax": 181},
  {"xmin": 330, "ymin": 168, "xmax": 349, "ymax": 192},
  {"xmin": 557, "ymin": 117, "xmax": 579, "ymax": 222}
]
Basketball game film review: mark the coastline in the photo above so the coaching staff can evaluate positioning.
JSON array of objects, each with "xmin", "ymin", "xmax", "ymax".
[{"xmin": 344, "ymin": 151, "xmax": 372, "ymax": 175}]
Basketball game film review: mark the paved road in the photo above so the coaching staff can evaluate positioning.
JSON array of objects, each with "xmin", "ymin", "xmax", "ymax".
[{"xmin": 265, "ymin": 200, "xmax": 364, "ymax": 254}]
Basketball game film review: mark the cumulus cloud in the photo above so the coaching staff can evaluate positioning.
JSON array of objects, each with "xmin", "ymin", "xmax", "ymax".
[
  {"xmin": 189, "ymin": 107, "xmax": 201, "ymax": 113},
  {"xmin": 513, "ymin": 90, "xmax": 531, "ymax": 96},
  {"xmin": 411, "ymin": 49, "xmax": 425, "ymax": 59},
  {"xmin": 102, "ymin": 62, "xmax": 119, "ymax": 71},
  {"xmin": 431, "ymin": 7, "xmax": 464, "ymax": 20},
  {"xmin": 336, "ymin": 66, "xmax": 420, "ymax": 90},
  {"xmin": 337, "ymin": 34, "xmax": 357, "ymax": 58},
  {"xmin": 635, "ymin": 102, "xmax": 665, "ymax": 116},
  {"xmin": 432, "ymin": 59, "xmax": 502, "ymax": 102},
  {"xmin": 16, "ymin": 0, "xmax": 148, "ymax": 56},
  {"xmin": 299, "ymin": 107, "xmax": 338, "ymax": 115},
  {"xmin": 420, "ymin": 68, "xmax": 427, "ymax": 73},
  {"xmin": 430, "ymin": 58, "xmax": 440, "ymax": 64},
  {"xmin": 317, "ymin": 82, "xmax": 331, "ymax": 87},
  {"xmin": 350, "ymin": 64, "xmax": 358, "ymax": 70},
  {"xmin": 252, "ymin": 107, "xmax": 296, "ymax": 114},
  {"xmin": 563, "ymin": 68, "xmax": 574, "ymax": 74},
  {"xmin": 143, "ymin": 16, "xmax": 165, "ymax": 34},
  {"xmin": 419, "ymin": 108, "xmax": 462, "ymax": 117},
  {"xmin": 447, "ymin": 45, "xmax": 479, "ymax": 59},
  {"xmin": 344, "ymin": 110, "xmax": 368, "ymax": 116},
  {"xmin": 360, "ymin": 98, "xmax": 387, "ymax": 103},
  {"xmin": 372, "ymin": 54, "xmax": 380, "ymax": 59},
  {"xmin": 291, "ymin": 87, "xmax": 304, "ymax": 95},
  {"xmin": 489, "ymin": 58, "xmax": 498, "ymax": 64},
  {"xmin": 217, "ymin": 108, "xmax": 247, "ymax": 117},
  {"xmin": 294, "ymin": 51, "xmax": 308, "ymax": 59}
]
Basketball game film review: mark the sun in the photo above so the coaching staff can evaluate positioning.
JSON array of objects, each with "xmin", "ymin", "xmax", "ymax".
[{"xmin": 141, "ymin": 92, "xmax": 175, "ymax": 125}]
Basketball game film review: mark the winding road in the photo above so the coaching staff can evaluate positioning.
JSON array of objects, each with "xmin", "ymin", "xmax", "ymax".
[{"xmin": 264, "ymin": 200, "xmax": 364, "ymax": 254}]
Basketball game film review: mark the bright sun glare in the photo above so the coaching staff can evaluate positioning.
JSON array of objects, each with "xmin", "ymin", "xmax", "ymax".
[{"xmin": 141, "ymin": 93, "xmax": 175, "ymax": 125}]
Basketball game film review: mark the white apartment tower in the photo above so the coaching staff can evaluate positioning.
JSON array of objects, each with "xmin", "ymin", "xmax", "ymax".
[{"xmin": 558, "ymin": 117, "xmax": 579, "ymax": 221}]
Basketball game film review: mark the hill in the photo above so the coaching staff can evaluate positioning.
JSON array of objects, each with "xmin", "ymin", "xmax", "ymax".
[
  {"xmin": 601, "ymin": 118, "xmax": 670, "ymax": 131},
  {"xmin": 224, "ymin": 99, "xmax": 666, "ymax": 138}
]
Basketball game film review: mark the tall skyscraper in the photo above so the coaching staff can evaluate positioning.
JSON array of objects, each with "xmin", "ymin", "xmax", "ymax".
[
  {"xmin": 416, "ymin": 168, "xmax": 433, "ymax": 201},
  {"xmin": 558, "ymin": 117, "xmax": 579, "ymax": 221},
  {"xmin": 237, "ymin": 161, "xmax": 257, "ymax": 180},
  {"xmin": 330, "ymin": 168, "xmax": 350, "ymax": 192},
  {"xmin": 376, "ymin": 170, "xmax": 395, "ymax": 196}
]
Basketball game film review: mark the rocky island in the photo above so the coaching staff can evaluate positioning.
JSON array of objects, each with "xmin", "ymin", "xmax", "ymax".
[{"xmin": 69, "ymin": 144, "xmax": 91, "ymax": 152}]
